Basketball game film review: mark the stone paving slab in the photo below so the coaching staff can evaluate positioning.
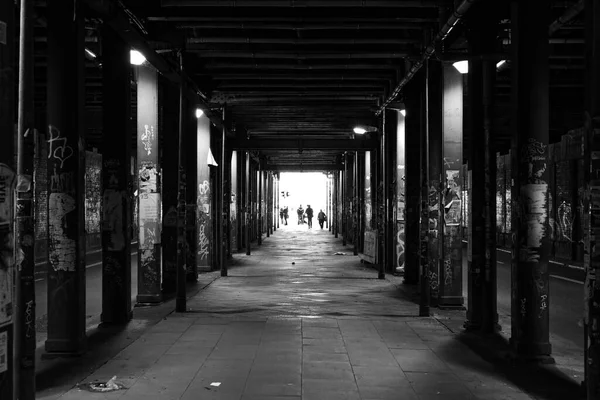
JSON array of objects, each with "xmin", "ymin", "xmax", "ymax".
[{"xmin": 49, "ymin": 226, "xmax": 536, "ymax": 400}]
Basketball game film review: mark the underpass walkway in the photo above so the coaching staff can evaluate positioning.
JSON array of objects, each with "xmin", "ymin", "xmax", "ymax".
[{"xmin": 51, "ymin": 225, "xmax": 534, "ymax": 400}]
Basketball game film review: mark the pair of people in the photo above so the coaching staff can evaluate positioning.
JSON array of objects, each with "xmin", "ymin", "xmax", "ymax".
[
  {"xmin": 296, "ymin": 204, "xmax": 315, "ymax": 228},
  {"xmin": 279, "ymin": 206, "xmax": 288, "ymax": 225}
]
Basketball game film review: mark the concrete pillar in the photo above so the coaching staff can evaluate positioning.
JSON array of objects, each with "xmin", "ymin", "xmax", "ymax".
[
  {"xmin": 45, "ymin": 0, "xmax": 87, "ymax": 354},
  {"xmin": 245, "ymin": 152, "xmax": 251, "ymax": 255},
  {"xmin": 218, "ymin": 114, "xmax": 226, "ymax": 276},
  {"xmin": 584, "ymin": 0, "xmax": 600, "ymax": 394},
  {"xmin": 343, "ymin": 153, "xmax": 348, "ymax": 245},
  {"xmin": 439, "ymin": 64, "xmax": 464, "ymax": 308},
  {"xmin": 101, "ymin": 25, "xmax": 132, "ymax": 323},
  {"xmin": 258, "ymin": 167, "xmax": 262, "ymax": 245},
  {"xmin": 427, "ymin": 60, "xmax": 443, "ymax": 307},
  {"xmin": 510, "ymin": 0, "xmax": 552, "ymax": 359},
  {"xmin": 185, "ymin": 103, "xmax": 198, "ymax": 282},
  {"xmin": 404, "ymin": 76, "xmax": 422, "ymax": 285},
  {"xmin": 196, "ymin": 112, "xmax": 211, "ymax": 271},
  {"xmin": 385, "ymin": 110, "xmax": 398, "ymax": 275},
  {"xmin": 161, "ymin": 82, "xmax": 180, "ymax": 294},
  {"xmin": 0, "ymin": 0, "xmax": 15, "ymax": 395},
  {"xmin": 354, "ymin": 152, "xmax": 359, "ymax": 256},
  {"xmin": 230, "ymin": 150, "xmax": 238, "ymax": 253},
  {"xmin": 136, "ymin": 65, "xmax": 162, "ymax": 304},
  {"xmin": 465, "ymin": 5, "xmax": 499, "ymax": 331},
  {"xmin": 395, "ymin": 110, "xmax": 406, "ymax": 275}
]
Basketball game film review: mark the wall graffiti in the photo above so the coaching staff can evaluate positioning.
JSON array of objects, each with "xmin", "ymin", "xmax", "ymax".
[
  {"xmin": 444, "ymin": 258, "xmax": 453, "ymax": 287},
  {"xmin": 85, "ymin": 151, "xmax": 102, "ymax": 235},
  {"xmin": 48, "ymin": 125, "xmax": 74, "ymax": 168},
  {"xmin": 140, "ymin": 249, "xmax": 159, "ymax": 290},
  {"xmin": 141, "ymin": 124, "xmax": 155, "ymax": 156},
  {"xmin": 48, "ymin": 192, "xmax": 76, "ymax": 271},
  {"xmin": 197, "ymin": 179, "xmax": 211, "ymax": 265},
  {"xmin": 103, "ymin": 190, "xmax": 126, "ymax": 251},
  {"xmin": 396, "ymin": 222, "xmax": 405, "ymax": 272},
  {"xmin": 0, "ymin": 164, "xmax": 16, "ymax": 326}
]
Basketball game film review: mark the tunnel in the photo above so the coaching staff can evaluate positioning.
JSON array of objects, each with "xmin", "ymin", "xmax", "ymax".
[{"xmin": 0, "ymin": 0, "xmax": 599, "ymax": 399}]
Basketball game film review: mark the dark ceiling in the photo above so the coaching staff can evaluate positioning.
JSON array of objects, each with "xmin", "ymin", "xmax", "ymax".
[{"xmin": 31, "ymin": 0, "xmax": 586, "ymax": 170}]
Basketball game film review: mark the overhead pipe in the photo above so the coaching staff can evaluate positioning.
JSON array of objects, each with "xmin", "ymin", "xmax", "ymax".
[
  {"xmin": 378, "ymin": 0, "xmax": 479, "ymax": 114},
  {"xmin": 161, "ymin": 0, "xmax": 442, "ymax": 7}
]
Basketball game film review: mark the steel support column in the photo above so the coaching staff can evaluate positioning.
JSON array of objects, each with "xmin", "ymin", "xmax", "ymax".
[
  {"xmin": 101, "ymin": 24, "xmax": 133, "ymax": 323},
  {"xmin": 246, "ymin": 152, "xmax": 251, "ymax": 255},
  {"xmin": 334, "ymin": 171, "xmax": 339, "ymax": 238},
  {"xmin": 45, "ymin": 0, "xmax": 87, "ymax": 354},
  {"xmin": 419, "ymin": 61, "xmax": 431, "ymax": 317},
  {"xmin": 404, "ymin": 76, "xmax": 422, "ymax": 285},
  {"xmin": 136, "ymin": 65, "xmax": 162, "ymax": 304},
  {"xmin": 394, "ymin": 109, "xmax": 406, "ymax": 275},
  {"xmin": 0, "ymin": 0, "xmax": 16, "ymax": 397},
  {"xmin": 219, "ymin": 111, "xmax": 227, "ymax": 276},
  {"xmin": 15, "ymin": 0, "xmax": 36, "ymax": 396},
  {"xmin": 465, "ymin": 5, "xmax": 499, "ymax": 330},
  {"xmin": 176, "ymin": 54, "xmax": 187, "ymax": 311},
  {"xmin": 354, "ymin": 152, "xmax": 359, "ymax": 255},
  {"xmin": 343, "ymin": 153, "xmax": 348, "ymax": 245},
  {"xmin": 583, "ymin": 0, "xmax": 600, "ymax": 394},
  {"xmin": 258, "ymin": 167, "xmax": 262, "ymax": 245},
  {"xmin": 510, "ymin": 0, "xmax": 552, "ymax": 359},
  {"xmin": 427, "ymin": 60, "xmax": 443, "ymax": 307}
]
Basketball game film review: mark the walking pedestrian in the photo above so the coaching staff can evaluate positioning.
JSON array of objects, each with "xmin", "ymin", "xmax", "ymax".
[
  {"xmin": 306, "ymin": 205, "xmax": 314, "ymax": 229},
  {"xmin": 297, "ymin": 205, "xmax": 304, "ymax": 225},
  {"xmin": 318, "ymin": 209, "xmax": 327, "ymax": 229},
  {"xmin": 283, "ymin": 206, "xmax": 289, "ymax": 225}
]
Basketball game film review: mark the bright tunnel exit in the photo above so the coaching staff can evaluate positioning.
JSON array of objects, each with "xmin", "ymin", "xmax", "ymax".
[{"xmin": 279, "ymin": 172, "xmax": 329, "ymax": 226}]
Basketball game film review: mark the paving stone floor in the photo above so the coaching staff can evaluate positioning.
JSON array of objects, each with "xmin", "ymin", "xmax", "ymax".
[{"xmin": 55, "ymin": 224, "xmax": 534, "ymax": 400}]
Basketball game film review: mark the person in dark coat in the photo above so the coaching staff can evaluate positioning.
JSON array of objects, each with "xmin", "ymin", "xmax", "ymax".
[
  {"xmin": 297, "ymin": 205, "xmax": 304, "ymax": 224},
  {"xmin": 306, "ymin": 205, "xmax": 314, "ymax": 229},
  {"xmin": 283, "ymin": 206, "xmax": 289, "ymax": 225},
  {"xmin": 317, "ymin": 209, "xmax": 327, "ymax": 229}
]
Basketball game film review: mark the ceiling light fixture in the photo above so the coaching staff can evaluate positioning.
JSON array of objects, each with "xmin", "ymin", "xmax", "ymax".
[
  {"xmin": 84, "ymin": 48, "xmax": 96, "ymax": 59},
  {"xmin": 452, "ymin": 60, "xmax": 469, "ymax": 74},
  {"xmin": 353, "ymin": 127, "xmax": 367, "ymax": 135},
  {"xmin": 195, "ymin": 108, "xmax": 204, "ymax": 119},
  {"xmin": 400, "ymin": 109, "xmax": 406, "ymax": 117},
  {"xmin": 496, "ymin": 60, "xmax": 506, "ymax": 69},
  {"xmin": 130, "ymin": 49, "xmax": 146, "ymax": 66}
]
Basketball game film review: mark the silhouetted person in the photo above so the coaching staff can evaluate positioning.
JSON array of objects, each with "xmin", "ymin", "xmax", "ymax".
[
  {"xmin": 318, "ymin": 209, "xmax": 326, "ymax": 229},
  {"xmin": 283, "ymin": 206, "xmax": 289, "ymax": 225},
  {"xmin": 297, "ymin": 205, "xmax": 304, "ymax": 224},
  {"xmin": 280, "ymin": 207, "xmax": 284, "ymax": 224},
  {"xmin": 306, "ymin": 205, "xmax": 314, "ymax": 229}
]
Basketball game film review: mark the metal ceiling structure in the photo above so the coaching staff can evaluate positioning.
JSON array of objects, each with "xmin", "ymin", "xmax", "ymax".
[{"xmin": 32, "ymin": 0, "xmax": 587, "ymax": 171}]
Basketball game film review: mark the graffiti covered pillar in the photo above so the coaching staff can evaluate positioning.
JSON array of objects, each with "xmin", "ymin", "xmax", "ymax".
[
  {"xmin": 0, "ymin": 0, "xmax": 15, "ymax": 395},
  {"xmin": 395, "ymin": 109, "xmax": 406, "ymax": 275},
  {"xmin": 196, "ymin": 112, "xmax": 212, "ymax": 271},
  {"xmin": 404, "ymin": 75, "xmax": 422, "ymax": 285},
  {"xmin": 45, "ymin": 0, "xmax": 87, "ymax": 354},
  {"xmin": 136, "ymin": 65, "xmax": 162, "ymax": 304},
  {"xmin": 230, "ymin": 150, "xmax": 238, "ymax": 255},
  {"xmin": 258, "ymin": 166, "xmax": 262, "ymax": 245},
  {"xmin": 185, "ymin": 103, "xmax": 197, "ymax": 282},
  {"xmin": 354, "ymin": 152, "xmax": 359, "ymax": 255},
  {"xmin": 427, "ymin": 59, "xmax": 443, "ymax": 307},
  {"xmin": 510, "ymin": 0, "xmax": 552, "ymax": 359},
  {"xmin": 161, "ymin": 82, "xmax": 180, "ymax": 293},
  {"xmin": 439, "ymin": 63, "xmax": 464, "ymax": 308},
  {"xmin": 585, "ymin": 0, "xmax": 600, "ymax": 394},
  {"xmin": 100, "ymin": 24, "xmax": 132, "ymax": 322}
]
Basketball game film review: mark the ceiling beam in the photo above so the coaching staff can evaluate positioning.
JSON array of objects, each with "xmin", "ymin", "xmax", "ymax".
[
  {"xmin": 215, "ymin": 95, "xmax": 380, "ymax": 103},
  {"xmin": 265, "ymin": 163, "xmax": 344, "ymax": 172},
  {"xmin": 186, "ymin": 51, "xmax": 410, "ymax": 59},
  {"xmin": 174, "ymin": 22, "xmax": 427, "ymax": 30},
  {"xmin": 228, "ymin": 137, "xmax": 377, "ymax": 150},
  {"xmin": 199, "ymin": 73, "xmax": 394, "ymax": 80},
  {"xmin": 161, "ymin": 0, "xmax": 443, "ymax": 7},
  {"xmin": 147, "ymin": 16, "xmax": 439, "ymax": 23},
  {"xmin": 187, "ymin": 37, "xmax": 421, "ymax": 45},
  {"xmin": 197, "ymin": 63, "xmax": 400, "ymax": 70},
  {"xmin": 85, "ymin": 0, "xmax": 227, "ymax": 130}
]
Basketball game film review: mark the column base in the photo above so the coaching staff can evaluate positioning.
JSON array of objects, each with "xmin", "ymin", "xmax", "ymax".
[
  {"xmin": 100, "ymin": 310, "xmax": 133, "ymax": 325},
  {"xmin": 135, "ymin": 293, "xmax": 163, "ymax": 305},
  {"xmin": 509, "ymin": 337, "xmax": 554, "ymax": 363},
  {"xmin": 438, "ymin": 296, "xmax": 465, "ymax": 310},
  {"xmin": 43, "ymin": 336, "xmax": 87, "ymax": 358}
]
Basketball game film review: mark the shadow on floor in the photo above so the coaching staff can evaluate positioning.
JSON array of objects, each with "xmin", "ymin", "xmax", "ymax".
[{"xmin": 455, "ymin": 330, "xmax": 585, "ymax": 400}]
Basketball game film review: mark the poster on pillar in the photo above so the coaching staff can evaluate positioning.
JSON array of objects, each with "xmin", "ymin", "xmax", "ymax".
[{"xmin": 0, "ymin": 164, "xmax": 16, "ymax": 327}]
